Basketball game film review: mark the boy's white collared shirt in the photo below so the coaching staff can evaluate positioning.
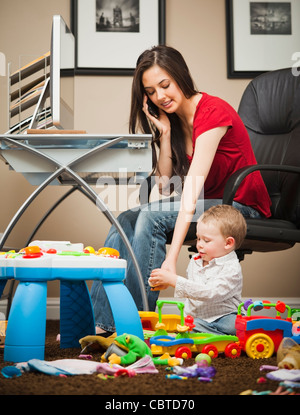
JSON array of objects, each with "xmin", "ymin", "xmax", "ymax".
[{"xmin": 174, "ymin": 250, "xmax": 242, "ymax": 323}]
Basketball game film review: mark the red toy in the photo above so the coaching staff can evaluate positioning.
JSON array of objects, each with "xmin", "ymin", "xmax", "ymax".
[{"xmin": 236, "ymin": 300, "xmax": 300, "ymax": 359}]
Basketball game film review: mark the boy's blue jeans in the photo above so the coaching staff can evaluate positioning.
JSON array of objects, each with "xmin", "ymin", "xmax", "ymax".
[
  {"xmin": 90, "ymin": 198, "xmax": 260, "ymax": 332},
  {"xmin": 193, "ymin": 313, "xmax": 238, "ymax": 336}
]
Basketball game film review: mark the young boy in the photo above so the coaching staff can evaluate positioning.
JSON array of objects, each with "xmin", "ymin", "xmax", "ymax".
[{"xmin": 148, "ymin": 204, "xmax": 247, "ymax": 335}]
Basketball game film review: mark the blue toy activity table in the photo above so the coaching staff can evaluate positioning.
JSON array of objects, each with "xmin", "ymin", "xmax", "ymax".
[{"xmin": 0, "ymin": 251, "xmax": 144, "ymax": 363}]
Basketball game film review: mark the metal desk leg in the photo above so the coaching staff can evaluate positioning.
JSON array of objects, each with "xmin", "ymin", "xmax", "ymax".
[
  {"xmin": 25, "ymin": 187, "xmax": 79, "ymax": 246},
  {"xmin": 24, "ymin": 186, "xmax": 94, "ymax": 246},
  {"xmin": 0, "ymin": 166, "xmax": 65, "ymax": 251},
  {"xmin": 0, "ymin": 279, "xmax": 7, "ymax": 298}
]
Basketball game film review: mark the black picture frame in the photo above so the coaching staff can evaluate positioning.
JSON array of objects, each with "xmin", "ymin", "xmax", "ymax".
[
  {"xmin": 71, "ymin": 0, "xmax": 166, "ymax": 76},
  {"xmin": 226, "ymin": 0, "xmax": 263, "ymax": 78},
  {"xmin": 226, "ymin": 0, "xmax": 298, "ymax": 79}
]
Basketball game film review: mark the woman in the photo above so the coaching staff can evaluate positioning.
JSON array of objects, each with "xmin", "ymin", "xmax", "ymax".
[{"xmin": 91, "ymin": 45, "xmax": 271, "ymax": 334}]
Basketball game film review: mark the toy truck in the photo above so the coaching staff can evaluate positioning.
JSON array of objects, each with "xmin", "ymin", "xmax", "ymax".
[{"xmin": 235, "ymin": 300, "xmax": 300, "ymax": 359}]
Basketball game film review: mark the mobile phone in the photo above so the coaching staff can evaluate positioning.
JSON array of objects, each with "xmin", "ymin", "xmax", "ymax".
[{"xmin": 147, "ymin": 98, "xmax": 159, "ymax": 118}]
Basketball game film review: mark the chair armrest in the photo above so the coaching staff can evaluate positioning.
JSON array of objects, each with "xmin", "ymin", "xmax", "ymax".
[{"xmin": 223, "ymin": 164, "xmax": 300, "ymax": 205}]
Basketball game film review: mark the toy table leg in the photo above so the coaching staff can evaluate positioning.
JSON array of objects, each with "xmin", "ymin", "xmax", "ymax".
[
  {"xmin": 4, "ymin": 281, "xmax": 47, "ymax": 362},
  {"xmin": 103, "ymin": 281, "xmax": 144, "ymax": 340},
  {"xmin": 0, "ymin": 279, "xmax": 7, "ymax": 298},
  {"xmin": 60, "ymin": 280, "xmax": 95, "ymax": 348}
]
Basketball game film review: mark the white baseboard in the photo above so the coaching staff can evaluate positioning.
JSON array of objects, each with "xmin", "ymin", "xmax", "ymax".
[
  {"xmin": 0, "ymin": 297, "xmax": 61, "ymax": 320},
  {"xmin": 1, "ymin": 296, "xmax": 299, "ymax": 320}
]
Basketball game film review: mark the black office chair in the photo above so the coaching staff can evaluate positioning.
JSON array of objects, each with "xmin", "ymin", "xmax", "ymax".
[
  {"xmin": 223, "ymin": 67, "xmax": 300, "ymax": 260},
  {"xmin": 141, "ymin": 67, "xmax": 300, "ymax": 261}
]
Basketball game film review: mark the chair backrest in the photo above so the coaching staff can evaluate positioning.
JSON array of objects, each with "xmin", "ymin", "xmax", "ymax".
[{"xmin": 238, "ymin": 68, "xmax": 300, "ymax": 226}]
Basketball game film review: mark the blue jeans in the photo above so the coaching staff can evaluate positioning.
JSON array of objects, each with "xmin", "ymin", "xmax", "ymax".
[
  {"xmin": 90, "ymin": 199, "xmax": 260, "ymax": 332},
  {"xmin": 193, "ymin": 313, "xmax": 238, "ymax": 336}
]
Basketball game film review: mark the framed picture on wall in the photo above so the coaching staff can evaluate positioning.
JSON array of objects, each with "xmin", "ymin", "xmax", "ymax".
[
  {"xmin": 71, "ymin": 0, "xmax": 166, "ymax": 76},
  {"xmin": 226, "ymin": 0, "xmax": 300, "ymax": 78}
]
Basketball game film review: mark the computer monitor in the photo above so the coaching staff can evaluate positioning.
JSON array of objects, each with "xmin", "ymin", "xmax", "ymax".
[{"xmin": 50, "ymin": 15, "xmax": 75, "ymax": 129}]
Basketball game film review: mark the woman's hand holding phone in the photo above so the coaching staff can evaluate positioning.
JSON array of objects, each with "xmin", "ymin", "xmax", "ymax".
[
  {"xmin": 147, "ymin": 98, "xmax": 159, "ymax": 118},
  {"xmin": 143, "ymin": 95, "xmax": 171, "ymax": 140}
]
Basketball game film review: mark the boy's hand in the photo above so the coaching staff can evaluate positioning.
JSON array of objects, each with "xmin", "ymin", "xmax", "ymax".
[
  {"xmin": 149, "ymin": 268, "xmax": 178, "ymax": 290},
  {"xmin": 149, "ymin": 283, "xmax": 169, "ymax": 291}
]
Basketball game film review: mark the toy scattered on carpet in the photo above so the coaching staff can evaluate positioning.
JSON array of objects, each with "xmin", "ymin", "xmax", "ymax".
[
  {"xmin": 80, "ymin": 333, "xmax": 182, "ymax": 366},
  {"xmin": 1, "ymin": 355, "xmax": 158, "ymax": 378},
  {"xmin": 240, "ymin": 385, "xmax": 297, "ymax": 395},
  {"xmin": 240, "ymin": 362, "xmax": 300, "ymax": 395},
  {"xmin": 79, "ymin": 332, "xmax": 117, "ymax": 355},
  {"xmin": 236, "ymin": 299, "xmax": 300, "ymax": 359},
  {"xmin": 277, "ymin": 337, "xmax": 300, "ymax": 370},
  {"xmin": 168, "ymin": 359, "xmax": 217, "ymax": 382},
  {"xmin": 96, "ymin": 355, "xmax": 158, "ymax": 377},
  {"xmin": 0, "ymin": 320, "xmax": 7, "ymax": 347},
  {"xmin": 1, "ymin": 365, "xmax": 22, "ymax": 378},
  {"xmin": 5, "ymin": 358, "xmax": 101, "ymax": 376}
]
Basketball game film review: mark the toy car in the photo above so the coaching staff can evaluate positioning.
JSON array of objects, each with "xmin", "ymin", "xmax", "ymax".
[
  {"xmin": 235, "ymin": 299, "xmax": 300, "ymax": 359},
  {"xmin": 142, "ymin": 300, "xmax": 241, "ymax": 359},
  {"xmin": 150, "ymin": 332, "xmax": 241, "ymax": 359}
]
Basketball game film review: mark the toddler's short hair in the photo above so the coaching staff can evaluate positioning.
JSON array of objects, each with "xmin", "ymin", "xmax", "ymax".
[{"xmin": 198, "ymin": 205, "xmax": 247, "ymax": 249}]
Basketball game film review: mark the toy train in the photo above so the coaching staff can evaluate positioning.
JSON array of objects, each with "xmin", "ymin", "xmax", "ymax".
[
  {"xmin": 236, "ymin": 300, "xmax": 300, "ymax": 359},
  {"xmin": 139, "ymin": 299, "xmax": 300, "ymax": 360}
]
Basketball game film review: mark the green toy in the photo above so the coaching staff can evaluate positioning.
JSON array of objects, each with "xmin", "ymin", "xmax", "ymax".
[
  {"xmin": 80, "ymin": 333, "xmax": 181, "ymax": 366},
  {"xmin": 107, "ymin": 333, "xmax": 152, "ymax": 365},
  {"xmin": 106, "ymin": 333, "xmax": 181, "ymax": 366}
]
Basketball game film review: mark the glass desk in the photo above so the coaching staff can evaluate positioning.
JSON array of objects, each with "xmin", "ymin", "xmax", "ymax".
[{"xmin": 0, "ymin": 133, "xmax": 153, "ymax": 312}]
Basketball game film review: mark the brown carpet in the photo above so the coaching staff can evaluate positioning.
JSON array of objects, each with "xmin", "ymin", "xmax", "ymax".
[{"xmin": 0, "ymin": 320, "xmax": 292, "ymax": 403}]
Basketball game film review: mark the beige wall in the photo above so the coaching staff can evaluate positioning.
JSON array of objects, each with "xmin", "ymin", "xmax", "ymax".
[{"xmin": 0, "ymin": 0, "xmax": 299, "ymax": 300}]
